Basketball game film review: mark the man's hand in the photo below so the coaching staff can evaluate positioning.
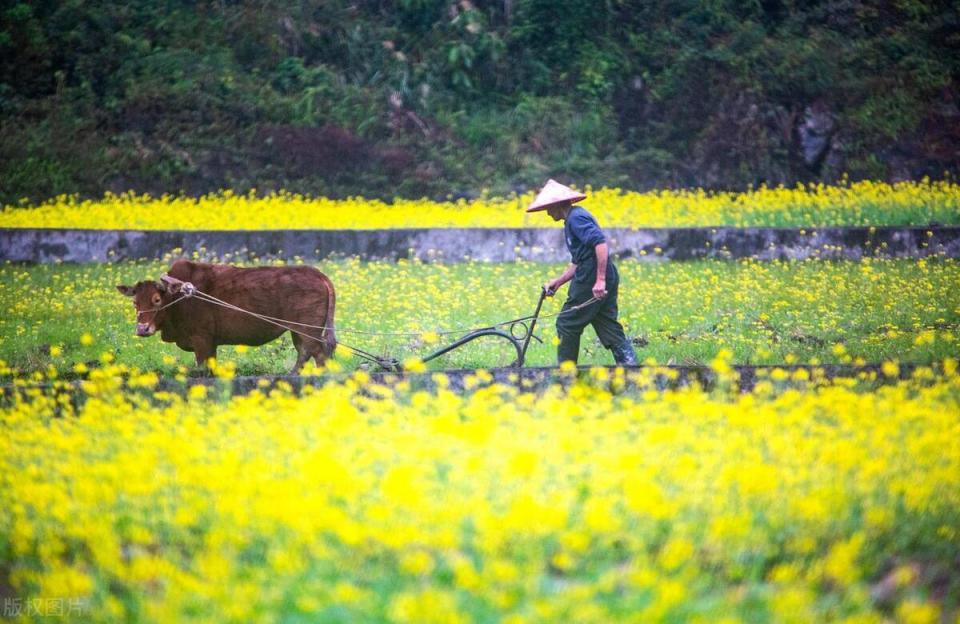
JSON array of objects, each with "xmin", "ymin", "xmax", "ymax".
[
  {"xmin": 592, "ymin": 278, "xmax": 607, "ymax": 299},
  {"xmin": 545, "ymin": 264, "xmax": 577, "ymax": 297}
]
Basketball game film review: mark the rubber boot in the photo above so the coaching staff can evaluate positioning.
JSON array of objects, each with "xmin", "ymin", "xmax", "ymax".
[{"xmin": 611, "ymin": 340, "xmax": 638, "ymax": 366}]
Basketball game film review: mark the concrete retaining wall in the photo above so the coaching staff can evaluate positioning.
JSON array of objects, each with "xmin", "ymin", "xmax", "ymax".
[{"xmin": 2, "ymin": 226, "xmax": 959, "ymax": 263}]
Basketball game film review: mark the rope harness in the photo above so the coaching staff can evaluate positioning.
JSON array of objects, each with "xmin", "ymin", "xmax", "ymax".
[
  {"xmin": 142, "ymin": 274, "xmax": 602, "ymax": 368},
  {"xmin": 135, "ymin": 292, "xmax": 192, "ymax": 321}
]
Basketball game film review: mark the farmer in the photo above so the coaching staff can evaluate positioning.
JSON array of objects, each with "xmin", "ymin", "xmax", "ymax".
[{"xmin": 528, "ymin": 179, "xmax": 638, "ymax": 366}]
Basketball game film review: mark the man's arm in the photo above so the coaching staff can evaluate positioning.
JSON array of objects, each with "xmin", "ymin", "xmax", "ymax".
[
  {"xmin": 593, "ymin": 242, "xmax": 608, "ymax": 299},
  {"xmin": 544, "ymin": 263, "xmax": 577, "ymax": 296}
]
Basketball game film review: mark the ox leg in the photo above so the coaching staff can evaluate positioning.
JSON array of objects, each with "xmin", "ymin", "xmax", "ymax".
[
  {"xmin": 191, "ymin": 337, "xmax": 217, "ymax": 372},
  {"xmin": 313, "ymin": 348, "xmax": 330, "ymax": 368},
  {"xmin": 311, "ymin": 334, "xmax": 333, "ymax": 368},
  {"xmin": 290, "ymin": 333, "xmax": 315, "ymax": 374}
]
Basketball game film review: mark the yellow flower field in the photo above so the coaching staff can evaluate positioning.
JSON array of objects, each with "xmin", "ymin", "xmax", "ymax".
[
  {"xmin": 2, "ymin": 179, "xmax": 958, "ymax": 229},
  {"xmin": 1, "ymin": 367, "xmax": 958, "ymax": 622}
]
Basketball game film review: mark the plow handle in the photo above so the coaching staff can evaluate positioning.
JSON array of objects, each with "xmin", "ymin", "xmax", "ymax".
[{"xmin": 517, "ymin": 288, "xmax": 548, "ymax": 367}]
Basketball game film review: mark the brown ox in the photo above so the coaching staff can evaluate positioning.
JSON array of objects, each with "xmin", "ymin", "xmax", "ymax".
[{"xmin": 117, "ymin": 260, "xmax": 336, "ymax": 372}]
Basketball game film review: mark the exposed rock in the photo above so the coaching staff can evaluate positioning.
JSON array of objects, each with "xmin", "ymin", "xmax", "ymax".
[{"xmin": 797, "ymin": 101, "xmax": 837, "ymax": 171}]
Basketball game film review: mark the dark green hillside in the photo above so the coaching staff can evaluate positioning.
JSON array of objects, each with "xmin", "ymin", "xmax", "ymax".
[{"xmin": 1, "ymin": 0, "xmax": 957, "ymax": 203}]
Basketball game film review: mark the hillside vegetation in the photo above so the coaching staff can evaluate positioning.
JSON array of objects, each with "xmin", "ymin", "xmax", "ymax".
[{"xmin": 2, "ymin": 0, "xmax": 958, "ymax": 204}]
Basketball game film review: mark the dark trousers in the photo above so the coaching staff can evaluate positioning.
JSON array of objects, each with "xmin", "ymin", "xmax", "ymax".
[{"xmin": 556, "ymin": 261, "xmax": 628, "ymax": 364}]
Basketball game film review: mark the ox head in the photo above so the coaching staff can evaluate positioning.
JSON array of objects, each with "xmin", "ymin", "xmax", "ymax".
[{"xmin": 116, "ymin": 280, "xmax": 174, "ymax": 337}]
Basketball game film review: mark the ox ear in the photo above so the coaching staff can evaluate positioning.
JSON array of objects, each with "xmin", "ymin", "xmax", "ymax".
[{"xmin": 117, "ymin": 285, "xmax": 135, "ymax": 297}]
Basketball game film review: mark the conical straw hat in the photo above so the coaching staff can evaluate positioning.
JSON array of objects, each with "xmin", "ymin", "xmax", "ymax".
[{"xmin": 526, "ymin": 179, "xmax": 587, "ymax": 212}]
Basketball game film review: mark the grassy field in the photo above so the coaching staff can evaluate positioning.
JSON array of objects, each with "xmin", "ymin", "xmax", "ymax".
[
  {"xmin": 2, "ymin": 180, "xmax": 958, "ymax": 229},
  {"xmin": 1, "ymin": 257, "xmax": 958, "ymax": 376}
]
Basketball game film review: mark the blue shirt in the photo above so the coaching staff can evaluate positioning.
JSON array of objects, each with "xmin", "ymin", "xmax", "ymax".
[{"xmin": 564, "ymin": 206, "xmax": 606, "ymax": 265}]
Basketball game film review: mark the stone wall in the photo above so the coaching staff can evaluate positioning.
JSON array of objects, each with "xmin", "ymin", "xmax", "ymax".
[{"xmin": 2, "ymin": 226, "xmax": 959, "ymax": 263}]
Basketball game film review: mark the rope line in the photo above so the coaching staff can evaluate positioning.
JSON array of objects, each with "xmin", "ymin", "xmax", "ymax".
[
  {"xmin": 188, "ymin": 291, "xmax": 390, "ymax": 366},
  {"xmin": 142, "ymin": 276, "xmax": 605, "ymax": 367},
  {"xmin": 156, "ymin": 274, "xmax": 600, "ymax": 339},
  {"xmin": 195, "ymin": 288, "xmax": 598, "ymax": 338},
  {"xmin": 136, "ymin": 292, "xmax": 191, "ymax": 321}
]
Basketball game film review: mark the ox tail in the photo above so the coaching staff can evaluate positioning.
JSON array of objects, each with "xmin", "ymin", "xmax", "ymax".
[{"xmin": 320, "ymin": 273, "xmax": 337, "ymax": 357}]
